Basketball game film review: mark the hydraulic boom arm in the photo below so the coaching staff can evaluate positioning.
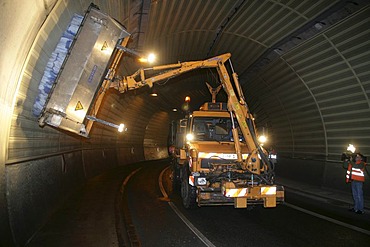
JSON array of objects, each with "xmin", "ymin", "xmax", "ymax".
[
  {"xmin": 114, "ymin": 54, "xmax": 229, "ymax": 93},
  {"xmin": 112, "ymin": 53, "xmax": 274, "ymax": 181}
]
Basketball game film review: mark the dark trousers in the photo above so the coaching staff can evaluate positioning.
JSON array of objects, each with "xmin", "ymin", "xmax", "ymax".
[{"xmin": 351, "ymin": 180, "xmax": 364, "ymax": 211}]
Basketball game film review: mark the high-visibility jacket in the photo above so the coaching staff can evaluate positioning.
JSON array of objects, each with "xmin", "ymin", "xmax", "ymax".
[{"xmin": 346, "ymin": 161, "xmax": 365, "ymax": 183}]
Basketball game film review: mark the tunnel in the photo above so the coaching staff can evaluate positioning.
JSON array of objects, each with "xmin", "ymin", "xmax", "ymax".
[{"xmin": 1, "ymin": 0, "xmax": 370, "ymax": 246}]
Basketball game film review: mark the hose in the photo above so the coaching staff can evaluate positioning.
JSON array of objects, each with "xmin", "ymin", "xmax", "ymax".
[{"xmin": 245, "ymin": 117, "xmax": 275, "ymax": 183}]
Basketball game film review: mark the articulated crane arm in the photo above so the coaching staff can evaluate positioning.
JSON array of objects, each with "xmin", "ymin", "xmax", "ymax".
[
  {"xmin": 114, "ymin": 54, "xmax": 228, "ymax": 93},
  {"xmin": 111, "ymin": 53, "xmax": 274, "ymax": 183}
]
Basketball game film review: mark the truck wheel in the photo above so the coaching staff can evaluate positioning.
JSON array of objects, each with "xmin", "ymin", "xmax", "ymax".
[
  {"xmin": 181, "ymin": 177, "xmax": 197, "ymax": 209},
  {"xmin": 170, "ymin": 158, "xmax": 181, "ymax": 193},
  {"xmin": 172, "ymin": 166, "xmax": 181, "ymax": 192}
]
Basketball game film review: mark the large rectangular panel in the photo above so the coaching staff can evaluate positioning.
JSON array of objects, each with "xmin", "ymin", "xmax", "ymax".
[{"xmin": 39, "ymin": 7, "xmax": 130, "ymax": 137}]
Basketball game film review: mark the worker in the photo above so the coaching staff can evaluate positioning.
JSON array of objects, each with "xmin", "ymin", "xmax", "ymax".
[{"xmin": 343, "ymin": 153, "xmax": 366, "ymax": 214}]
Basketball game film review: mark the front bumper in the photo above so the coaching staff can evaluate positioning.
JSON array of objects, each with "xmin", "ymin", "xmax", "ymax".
[{"xmin": 197, "ymin": 185, "xmax": 284, "ymax": 208}]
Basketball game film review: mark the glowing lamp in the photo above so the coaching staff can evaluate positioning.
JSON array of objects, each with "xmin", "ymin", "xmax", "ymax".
[
  {"xmin": 347, "ymin": 144, "xmax": 356, "ymax": 153},
  {"xmin": 118, "ymin": 123, "xmax": 125, "ymax": 132}
]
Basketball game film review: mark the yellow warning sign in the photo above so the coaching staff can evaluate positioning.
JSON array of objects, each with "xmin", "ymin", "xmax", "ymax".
[
  {"xmin": 101, "ymin": 41, "xmax": 108, "ymax": 51},
  {"xmin": 75, "ymin": 101, "xmax": 83, "ymax": 111}
]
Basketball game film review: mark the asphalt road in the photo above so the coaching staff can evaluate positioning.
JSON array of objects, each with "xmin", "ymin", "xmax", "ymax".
[
  {"xmin": 125, "ymin": 160, "xmax": 370, "ymax": 247},
  {"xmin": 27, "ymin": 159, "xmax": 370, "ymax": 247}
]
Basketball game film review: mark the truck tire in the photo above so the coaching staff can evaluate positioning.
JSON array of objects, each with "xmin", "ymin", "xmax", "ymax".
[
  {"xmin": 181, "ymin": 176, "xmax": 197, "ymax": 209},
  {"xmin": 171, "ymin": 160, "xmax": 181, "ymax": 193}
]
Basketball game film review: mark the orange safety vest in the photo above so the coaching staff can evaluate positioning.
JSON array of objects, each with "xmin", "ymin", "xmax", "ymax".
[{"xmin": 346, "ymin": 161, "xmax": 365, "ymax": 183}]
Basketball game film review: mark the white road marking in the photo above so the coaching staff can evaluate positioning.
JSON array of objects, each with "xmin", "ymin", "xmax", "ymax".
[
  {"xmin": 285, "ymin": 202, "xmax": 370, "ymax": 236},
  {"xmin": 168, "ymin": 202, "xmax": 216, "ymax": 247},
  {"xmin": 159, "ymin": 166, "xmax": 216, "ymax": 247}
]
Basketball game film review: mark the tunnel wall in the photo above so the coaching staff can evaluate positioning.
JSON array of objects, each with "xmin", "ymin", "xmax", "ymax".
[
  {"xmin": 244, "ymin": 4, "xmax": 370, "ymax": 161},
  {"xmin": 3, "ymin": 0, "xmax": 368, "ymax": 246},
  {"xmin": 5, "ymin": 145, "xmax": 159, "ymax": 246},
  {"xmin": 1, "ymin": 1, "xmax": 172, "ymax": 246},
  {"xmin": 276, "ymin": 157, "xmax": 370, "ymax": 197},
  {"xmin": 6, "ymin": 152, "xmax": 85, "ymax": 246}
]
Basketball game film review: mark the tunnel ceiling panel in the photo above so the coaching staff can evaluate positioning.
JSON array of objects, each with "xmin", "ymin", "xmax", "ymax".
[
  {"xmin": 237, "ymin": 3, "xmax": 370, "ymax": 159},
  {"xmin": 132, "ymin": 0, "xmax": 348, "ymax": 114}
]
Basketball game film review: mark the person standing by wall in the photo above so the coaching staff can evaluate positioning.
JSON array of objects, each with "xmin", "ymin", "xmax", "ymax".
[{"xmin": 343, "ymin": 153, "xmax": 366, "ymax": 214}]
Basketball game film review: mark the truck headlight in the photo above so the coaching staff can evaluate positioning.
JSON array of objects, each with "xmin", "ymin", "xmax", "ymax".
[
  {"xmin": 186, "ymin": 133, "xmax": 194, "ymax": 141},
  {"xmin": 196, "ymin": 177, "xmax": 207, "ymax": 186},
  {"xmin": 258, "ymin": 135, "xmax": 267, "ymax": 144}
]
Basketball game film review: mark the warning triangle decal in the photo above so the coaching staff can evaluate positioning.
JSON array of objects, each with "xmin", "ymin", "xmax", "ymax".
[
  {"xmin": 75, "ymin": 101, "xmax": 83, "ymax": 111},
  {"xmin": 101, "ymin": 41, "xmax": 108, "ymax": 51}
]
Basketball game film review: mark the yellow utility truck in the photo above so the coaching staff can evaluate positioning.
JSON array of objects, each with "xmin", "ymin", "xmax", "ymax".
[{"xmin": 116, "ymin": 53, "xmax": 284, "ymax": 209}]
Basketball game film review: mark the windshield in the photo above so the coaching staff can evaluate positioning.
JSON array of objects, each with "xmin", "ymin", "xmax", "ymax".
[{"xmin": 191, "ymin": 117, "xmax": 243, "ymax": 142}]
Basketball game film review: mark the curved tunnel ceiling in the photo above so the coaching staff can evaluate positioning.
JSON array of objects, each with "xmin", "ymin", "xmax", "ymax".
[
  {"xmin": 122, "ymin": 0, "xmax": 370, "ymax": 160},
  {"xmin": 0, "ymin": 1, "xmax": 369, "ymax": 244},
  {"xmin": 2, "ymin": 1, "xmax": 370, "ymax": 245},
  {"xmin": 4, "ymin": 0, "xmax": 370, "ymax": 163}
]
